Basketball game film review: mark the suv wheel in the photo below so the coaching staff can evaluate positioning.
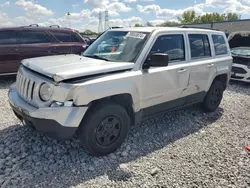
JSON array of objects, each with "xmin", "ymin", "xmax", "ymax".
[
  {"xmin": 202, "ymin": 80, "xmax": 224, "ymax": 112},
  {"xmin": 79, "ymin": 102, "xmax": 130, "ymax": 156}
]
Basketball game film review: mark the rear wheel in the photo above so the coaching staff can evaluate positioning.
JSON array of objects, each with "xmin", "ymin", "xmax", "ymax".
[
  {"xmin": 79, "ymin": 101, "xmax": 130, "ymax": 156},
  {"xmin": 202, "ymin": 80, "xmax": 224, "ymax": 112}
]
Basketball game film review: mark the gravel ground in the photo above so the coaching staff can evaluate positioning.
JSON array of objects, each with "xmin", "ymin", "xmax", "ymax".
[{"xmin": 0, "ymin": 77, "xmax": 250, "ymax": 188}]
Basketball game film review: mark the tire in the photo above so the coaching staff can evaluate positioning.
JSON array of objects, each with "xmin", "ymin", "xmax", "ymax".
[
  {"xmin": 202, "ymin": 80, "xmax": 224, "ymax": 112},
  {"xmin": 79, "ymin": 101, "xmax": 130, "ymax": 156}
]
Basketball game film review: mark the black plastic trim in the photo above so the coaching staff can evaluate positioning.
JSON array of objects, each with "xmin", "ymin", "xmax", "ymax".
[{"xmin": 10, "ymin": 103, "xmax": 77, "ymax": 141}]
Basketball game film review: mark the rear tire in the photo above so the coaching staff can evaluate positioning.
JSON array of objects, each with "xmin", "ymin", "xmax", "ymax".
[
  {"xmin": 79, "ymin": 101, "xmax": 130, "ymax": 156},
  {"xmin": 202, "ymin": 80, "xmax": 224, "ymax": 112}
]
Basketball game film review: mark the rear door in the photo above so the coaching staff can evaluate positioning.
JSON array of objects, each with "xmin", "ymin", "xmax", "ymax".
[
  {"xmin": 49, "ymin": 30, "xmax": 87, "ymax": 55},
  {"xmin": 19, "ymin": 29, "xmax": 52, "ymax": 61},
  {"xmin": 185, "ymin": 33, "xmax": 217, "ymax": 95},
  {"xmin": 0, "ymin": 29, "xmax": 20, "ymax": 74}
]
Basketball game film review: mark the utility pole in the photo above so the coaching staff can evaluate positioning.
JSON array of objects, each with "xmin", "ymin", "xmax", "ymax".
[{"xmin": 98, "ymin": 11, "xmax": 103, "ymax": 33}]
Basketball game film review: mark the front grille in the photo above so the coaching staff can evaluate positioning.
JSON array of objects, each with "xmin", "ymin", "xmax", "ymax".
[
  {"xmin": 16, "ymin": 70, "xmax": 36, "ymax": 101},
  {"xmin": 231, "ymin": 66, "xmax": 247, "ymax": 74},
  {"xmin": 233, "ymin": 56, "xmax": 250, "ymax": 66}
]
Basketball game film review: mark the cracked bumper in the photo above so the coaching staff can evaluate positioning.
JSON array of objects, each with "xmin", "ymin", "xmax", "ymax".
[{"xmin": 8, "ymin": 84, "xmax": 88, "ymax": 140}]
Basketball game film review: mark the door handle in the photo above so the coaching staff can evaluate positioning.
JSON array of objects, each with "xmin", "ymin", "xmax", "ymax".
[
  {"xmin": 207, "ymin": 64, "xmax": 214, "ymax": 68},
  {"xmin": 177, "ymin": 68, "xmax": 187, "ymax": 73}
]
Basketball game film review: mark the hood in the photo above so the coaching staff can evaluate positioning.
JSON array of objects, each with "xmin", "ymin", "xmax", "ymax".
[
  {"xmin": 228, "ymin": 31, "xmax": 250, "ymax": 49},
  {"xmin": 21, "ymin": 54, "xmax": 134, "ymax": 82}
]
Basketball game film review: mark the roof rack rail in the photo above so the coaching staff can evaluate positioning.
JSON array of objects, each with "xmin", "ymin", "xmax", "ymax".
[
  {"xmin": 29, "ymin": 24, "xmax": 39, "ymax": 27},
  {"xmin": 49, "ymin": 25, "xmax": 60, "ymax": 28},
  {"xmin": 179, "ymin": 25, "xmax": 219, "ymax": 31}
]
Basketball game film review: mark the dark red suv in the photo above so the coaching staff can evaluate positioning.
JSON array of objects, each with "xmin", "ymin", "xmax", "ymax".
[{"xmin": 0, "ymin": 24, "xmax": 88, "ymax": 75}]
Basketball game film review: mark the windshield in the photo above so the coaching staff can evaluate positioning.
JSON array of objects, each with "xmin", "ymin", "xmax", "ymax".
[
  {"xmin": 231, "ymin": 47, "xmax": 250, "ymax": 56},
  {"xmin": 83, "ymin": 30, "xmax": 150, "ymax": 62}
]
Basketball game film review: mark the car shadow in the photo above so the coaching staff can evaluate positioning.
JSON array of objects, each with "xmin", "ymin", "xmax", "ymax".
[
  {"xmin": 227, "ymin": 80, "xmax": 250, "ymax": 96},
  {"xmin": 0, "ymin": 105, "xmax": 224, "ymax": 187}
]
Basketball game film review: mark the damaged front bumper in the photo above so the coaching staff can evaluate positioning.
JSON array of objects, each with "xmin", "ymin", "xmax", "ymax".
[{"xmin": 8, "ymin": 84, "xmax": 88, "ymax": 140}]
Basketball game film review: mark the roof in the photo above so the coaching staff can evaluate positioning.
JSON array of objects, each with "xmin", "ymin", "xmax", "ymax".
[
  {"xmin": 110, "ymin": 26, "xmax": 224, "ymax": 34},
  {"xmin": 0, "ymin": 25, "xmax": 78, "ymax": 32}
]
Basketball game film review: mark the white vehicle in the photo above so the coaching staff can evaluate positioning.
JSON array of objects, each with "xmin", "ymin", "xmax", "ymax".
[
  {"xmin": 8, "ymin": 27, "xmax": 232, "ymax": 156},
  {"xmin": 229, "ymin": 31, "xmax": 250, "ymax": 82}
]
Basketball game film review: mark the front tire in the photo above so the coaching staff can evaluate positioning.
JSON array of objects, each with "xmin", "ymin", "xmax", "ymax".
[
  {"xmin": 79, "ymin": 101, "xmax": 130, "ymax": 156},
  {"xmin": 202, "ymin": 80, "xmax": 224, "ymax": 112}
]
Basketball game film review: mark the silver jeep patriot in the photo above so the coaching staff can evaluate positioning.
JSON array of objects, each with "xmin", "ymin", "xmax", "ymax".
[{"xmin": 8, "ymin": 27, "xmax": 232, "ymax": 156}]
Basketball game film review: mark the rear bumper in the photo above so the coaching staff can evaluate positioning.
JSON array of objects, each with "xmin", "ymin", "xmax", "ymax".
[
  {"xmin": 231, "ymin": 64, "xmax": 250, "ymax": 83},
  {"xmin": 8, "ymin": 84, "xmax": 88, "ymax": 140}
]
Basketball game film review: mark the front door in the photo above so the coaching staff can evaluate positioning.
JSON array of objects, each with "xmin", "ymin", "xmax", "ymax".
[
  {"xmin": 0, "ymin": 30, "xmax": 20, "ymax": 74},
  {"xmin": 140, "ymin": 34, "xmax": 190, "ymax": 116}
]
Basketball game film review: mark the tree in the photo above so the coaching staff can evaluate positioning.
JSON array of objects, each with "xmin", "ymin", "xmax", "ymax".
[
  {"xmin": 134, "ymin": 23, "xmax": 143, "ymax": 27},
  {"xmin": 178, "ymin": 11, "xmax": 241, "ymax": 24},
  {"xmin": 178, "ymin": 10, "xmax": 197, "ymax": 24},
  {"xmin": 224, "ymin": 13, "xmax": 241, "ymax": 20}
]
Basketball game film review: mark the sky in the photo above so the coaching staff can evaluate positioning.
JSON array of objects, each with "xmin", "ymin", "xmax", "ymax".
[{"xmin": 0, "ymin": 0, "xmax": 250, "ymax": 32}]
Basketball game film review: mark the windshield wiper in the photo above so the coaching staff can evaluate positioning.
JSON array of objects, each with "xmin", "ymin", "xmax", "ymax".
[{"xmin": 83, "ymin": 55, "xmax": 109, "ymax": 61}]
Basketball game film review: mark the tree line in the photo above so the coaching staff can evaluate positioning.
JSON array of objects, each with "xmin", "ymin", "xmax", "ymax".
[{"xmin": 135, "ymin": 11, "xmax": 241, "ymax": 27}]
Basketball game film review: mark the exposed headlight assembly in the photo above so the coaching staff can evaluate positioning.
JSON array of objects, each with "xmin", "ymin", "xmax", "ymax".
[{"xmin": 39, "ymin": 83, "xmax": 53, "ymax": 101}]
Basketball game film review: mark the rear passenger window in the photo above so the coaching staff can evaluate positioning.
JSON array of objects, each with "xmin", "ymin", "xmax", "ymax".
[
  {"xmin": 71, "ymin": 33, "xmax": 84, "ymax": 43},
  {"xmin": 189, "ymin": 34, "xmax": 211, "ymax": 59},
  {"xmin": 0, "ymin": 30, "xmax": 17, "ymax": 45},
  {"xmin": 149, "ymin": 34, "xmax": 185, "ymax": 62},
  {"xmin": 50, "ymin": 31, "xmax": 71, "ymax": 42},
  {"xmin": 20, "ymin": 30, "xmax": 50, "ymax": 44},
  {"xmin": 212, "ymin": 35, "xmax": 228, "ymax": 55},
  {"xmin": 50, "ymin": 31, "xmax": 84, "ymax": 43}
]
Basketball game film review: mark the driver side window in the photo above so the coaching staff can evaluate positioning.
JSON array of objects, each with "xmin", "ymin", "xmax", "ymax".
[{"xmin": 149, "ymin": 34, "xmax": 185, "ymax": 63}]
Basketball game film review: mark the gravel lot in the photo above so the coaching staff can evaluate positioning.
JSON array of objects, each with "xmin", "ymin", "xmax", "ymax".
[{"xmin": 0, "ymin": 77, "xmax": 250, "ymax": 188}]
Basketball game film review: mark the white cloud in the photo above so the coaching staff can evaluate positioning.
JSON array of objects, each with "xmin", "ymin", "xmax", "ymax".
[
  {"xmin": 136, "ymin": 0, "xmax": 250, "ymax": 20},
  {"xmin": 0, "ymin": 1, "xmax": 10, "ymax": 8},
  {"xmin": 15, "ymin": 0, "xmax": 53, "ymax": 19},
  {"xmin": 147, "ymin": 19, "xmax": 165, "ymax": 26},
  {"xmin": 109, "ymin": 16, "xmax": 143, "ymax": 27},
  {"xmin": 124, "ymin": 0, "xmax": 136, "ymax": 3},
  {"xmin": 90, "ymin": 2, "xmax": 132, "ymax": 18},
  {"xmin": 84, "ymin": 0, "xmax": 109, "ymax": 7}
]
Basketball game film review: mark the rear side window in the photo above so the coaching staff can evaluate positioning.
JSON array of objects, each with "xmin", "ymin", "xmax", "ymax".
[
  {"xmin": 20, "ymin": 30, "xmax": 50, "ymax": 44},
  {"xmin": 212, "ymin": 35, "xmax": 228, "ymax": 55},
  {"xmin": 0, "ymin": 30, "xmax": 17, "ymax": 45},
  {"xmin": 189, "ymin": 34, "xmax": 211, "ymax": 59},
  {"xmin": 50, "ymin": 31, "xmax": 84, "ymax": 43}
]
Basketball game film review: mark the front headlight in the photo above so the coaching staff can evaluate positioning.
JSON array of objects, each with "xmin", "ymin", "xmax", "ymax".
[{"xmin": 39, "ymin": 83, "xmax": 53, "ymax": 101}]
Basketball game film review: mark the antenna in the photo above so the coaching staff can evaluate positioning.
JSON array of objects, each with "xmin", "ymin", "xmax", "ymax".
[
  {"xmin": 98, "ymin": 11, "xmax": 103, "ymax": 33},
  {"xmin": 104, "ymin": 9, "xmax": 109, "ymax": 31}
]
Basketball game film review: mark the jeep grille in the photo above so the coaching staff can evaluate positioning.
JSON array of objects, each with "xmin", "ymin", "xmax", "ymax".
[{"xmin": 16, "ymin": 70, "xmax": 36, "ymax": 101}]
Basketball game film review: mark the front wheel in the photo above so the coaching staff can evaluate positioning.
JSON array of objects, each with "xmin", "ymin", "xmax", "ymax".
[
  {"xmin": 79, "ymin": 102, "xmax": 130, "ymax": 156},
  {"xmin": 201, "ymin": 80, "xmax": 224, "ymax": 112}
]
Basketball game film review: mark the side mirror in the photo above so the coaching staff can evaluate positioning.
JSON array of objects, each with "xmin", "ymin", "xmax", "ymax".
[{"xmin": 144, "ymin": 53, "xmax": 169, "ymax": 69}]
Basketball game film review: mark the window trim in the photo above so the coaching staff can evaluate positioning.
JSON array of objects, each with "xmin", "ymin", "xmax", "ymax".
[
  {"xmin": 146, "ymin": 33, "xmax": 187, "ymax": 65},
  {"xmin": 20, "ymin": 30, "xmax": 51, "ymax": 45},
  {"xmin": 0, "ymin": 30, "xmax": 18, "ymax": 46},
  {"xmin": 211, "ymin": 34, "xmax": 228, "ymax": 56},
  {"xmin": 188, "ymin": 33, "xmax": 212, "ymax": 60}
]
